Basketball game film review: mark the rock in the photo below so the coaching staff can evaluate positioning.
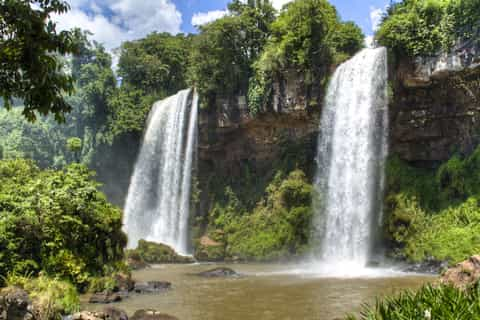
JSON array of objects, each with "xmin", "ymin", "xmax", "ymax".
[
  {"xmin": 114, "ymin": 273, "xmax": 135, "ymax": 292},
  {"xmin": 196, "ymin": 267, "xmax": 239, "ymax": 278},
  {"xmin": 130, "ymin": 309, "xmax": 178, "ymax": 320},
  {"xmin": 133, "ymin": 281, "xmax": 171, "ymax": 294},
  {"xmin": 103, "ymin": 307, "xmax": 128, "ymax": 320},
  {"xmin": 194, "ymin": 233, "xmax": 225, "ymax": 262},
  {"xmin": 127, "ymin": 255, "xmax": 149, "ymax": 270},
  {"xmin": 127, "ymin": 240, "xmax": 194, "ymax": 264},
  {"xmin": 404, "ymin": 259, "xmax": 449, "ymax": 274},
  {"xmin": 0, "ymin": 287, "xmax": 33, "ymax": 320},
  {"xmin": 440, "ymin": 255, "xmax": 480, "ymax": 289},
  {"xmin": 72, "ymin": 311, "xmax": 105, "ymax": 320},
  {"xmin": 72, "ymin": 308, "xmax": 128, "ymax": 320},
  {"xmin": 89, "ymin": 292, "xmax": 123, "ymax": 304}
]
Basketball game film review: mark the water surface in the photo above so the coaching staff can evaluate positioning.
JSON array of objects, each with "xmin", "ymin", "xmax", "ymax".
[{"xmin": 83, "ymin": 263, "xmax": 433, "ymax": 320}]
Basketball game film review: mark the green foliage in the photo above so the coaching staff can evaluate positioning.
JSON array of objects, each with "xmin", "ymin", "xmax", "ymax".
[
  {"xmin": 249, "ymin": 0, "xmax": 364, "ymax": 113},
  {"xmin": 0, "ymin": 108, "xmax": 68, "ymax": 168},
  {"xmin": 0, "ymin": 0, "xmax": 78, "ymax": 122},
  {"xmin": 6, "ymin": 274, "xmax": 80, "ymax": 319},
  {"xmin": 118, "ymin": 33, "xmax": 191, "ymax": 97},
  {"xmin": 126, "ymin": 239, "xmax": 193, "ymax": 264},
  {"xmin": 377, "ymin": 0, "xmax": 480, "ymax": 57},
  {"xmin": 0, "ymin": 159, "xmax": 127, "ymax": 287},
  {"xmin": 347, "ymin": 283, "xmax": 480, "ymax": 320},
  {"xmin": 188, "ymin": 0, "xmax": 275, "ymax": 108},
  {"xmin": 207, "ymin": 170, "xmax": 313, "ymax": 261},
  {"xmin": 66, "ymin": 137, "xmax": 82, "ymax": 163},
  {"xmin": 385, "ymin": 148, "xmax": 480, "ymax": 264}
]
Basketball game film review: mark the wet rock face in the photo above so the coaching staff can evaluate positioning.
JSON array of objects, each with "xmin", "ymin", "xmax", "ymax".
[
  {"xmin": 440, "ymin": 255, "xmax": 480, "ymax": 289},
  {"xmin": 391, "ymin": 44, "xmax": 480, "ymax": 166}
]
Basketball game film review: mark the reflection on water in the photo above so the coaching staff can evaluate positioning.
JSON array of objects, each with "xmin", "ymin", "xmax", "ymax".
[{"xmin": 83, "ymin": 264, "xmax": 433, "ymax": 320}]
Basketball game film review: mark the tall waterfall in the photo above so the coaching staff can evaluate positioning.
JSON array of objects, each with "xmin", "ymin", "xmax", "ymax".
[
  {"xmin": 124, "ymin": 89, "xmax": 198, "ymax": 255},
  {"xmin": 313, "ymin": 48, "xmax": 388, "ymax": 267}
]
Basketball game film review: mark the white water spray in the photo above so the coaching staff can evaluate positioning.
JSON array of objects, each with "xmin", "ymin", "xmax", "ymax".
[
  {"xmin": 313, "ymin": 48, "xmax": 389, "ymax": 269},
  {"xmin": 124, "ymin": 89, "xmax": 198, "ymax": 255}
]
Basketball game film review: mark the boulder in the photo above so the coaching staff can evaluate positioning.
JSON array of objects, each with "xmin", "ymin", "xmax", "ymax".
[
  {"xmin": 194, "ymin": 233, "xmax": 226, "ymax": 262},
  {"xmin": 133, "ymin": 281, "xmax": 171, "ymax": 294},
  {"xmin": 196, "ymin": 267, "xmax": 239, "ymax": 278},
  {"xmin": 127, "ymin": 240, "xmax": 194, "ymax": 265},
  {"xmin": 103, "ymin": 307, "xmax": 128, "ymax": 320},
  {"xmin": 89, "ymin": 292, "xmax": 123, "ymax": 304},
  {"xmin": 130, "ymin": 310, "xmax": 178, "ymax": 320},
  {"xmin": 440, "ymin": 255, "xmax": 480, "ymax": 289},
  {"xmin": 72, "ymin": 307, "xmax": 128, "ymax": 320},
  {"xmin": 0, "ymin": 287, "xmax": 33, "ymax": 320},
  {"xmin": 72, "ymin": 311, "xmax": 105, "ymax": 320},
  {"xmin": 114, "ymin": 273, "xmax": 135, "ymax": 292}
]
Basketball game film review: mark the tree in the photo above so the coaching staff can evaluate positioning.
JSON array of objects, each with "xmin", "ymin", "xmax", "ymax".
[
  {"xmin": 188, "ymin": 0, "xmax": 275, "ymax": 107},
  {"xmin": 0, "ymin": 0, "xmax": 78, "ymax": 122},
  {"xmin": 66, "ymin": 137, "xmax": 82, "ymax": 162}
]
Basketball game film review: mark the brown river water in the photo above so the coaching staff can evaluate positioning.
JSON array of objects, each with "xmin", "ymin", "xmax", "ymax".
[{"xmin": 83, "ymin": 263, "xmax": 433, "ymax": 320}]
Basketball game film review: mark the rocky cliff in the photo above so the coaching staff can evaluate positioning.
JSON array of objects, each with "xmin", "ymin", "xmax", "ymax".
[{"xmin": 390, "ymin": 40, "xmax": 480, "ymax": 167}]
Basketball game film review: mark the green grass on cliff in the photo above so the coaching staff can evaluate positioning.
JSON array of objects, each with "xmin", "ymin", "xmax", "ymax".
[{"xmin": 385, "ymin": 148, "xmax": 480, "ymax": 264}]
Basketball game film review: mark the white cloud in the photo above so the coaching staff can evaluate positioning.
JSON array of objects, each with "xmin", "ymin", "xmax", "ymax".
[
  {"xmin": 369, "ymin": 6, "xmax": 384, "ymax": 32},
  {"xmin": 52, "ymin": 0, "xmax": 182, "ymax": 50},
  {"xmin": 191, "ymin": 10, "xmax": 228, "ymax": 27}
]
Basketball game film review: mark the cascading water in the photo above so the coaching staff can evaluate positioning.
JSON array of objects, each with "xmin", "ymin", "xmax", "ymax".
[
  {"xmin": 124, "ymin": 89, "xmax": 198, "ymax": 255},
  {"xmin": 313, "ymin": 47, "xmax": 389, "ymax": 269}
]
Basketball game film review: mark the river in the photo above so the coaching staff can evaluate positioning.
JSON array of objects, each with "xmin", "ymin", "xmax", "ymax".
[{"xmin": 83, "ymin": 263, "xmax": 433, "ymax": 320}]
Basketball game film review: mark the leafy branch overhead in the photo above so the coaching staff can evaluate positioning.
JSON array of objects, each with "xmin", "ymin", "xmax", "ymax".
[{"xmin": 0, "ymin": 0, "xmax": 78, "ymax": 122}]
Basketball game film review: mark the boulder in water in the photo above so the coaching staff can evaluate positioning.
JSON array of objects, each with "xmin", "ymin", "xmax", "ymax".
[
  {"xmin": 88, "ymin": 292, "xmax": 123, "ymax": 304},
  {"xmin": 194, "ymin": 233, "xmax": 225, "ymax": 262},
  {"xmin": 133, "ymin": 281, "xmax": 171, "ymax": 294},
  {"xmin": 72, "ymin": 308, "xmax": 128, "ymax": 320},
  {"xmin": 130, "ymin": 309, "xmax": 178, "ymax": 320},
  {"xmin": 440, "ymin": 255, "xmax": 480, "ymax": 289},
  {"xmin": 103, "ymin": 307, "xmax": 129, "ymax": 320},
  {"xmin": 127, "ymin": 240, "xmax": 194, "ymax": 264},
  {"xmin": 196, "ymin": 267, "xmax": 239, "ymax": 278}
]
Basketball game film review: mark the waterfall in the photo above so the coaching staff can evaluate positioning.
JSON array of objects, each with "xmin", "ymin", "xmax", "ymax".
[
  {"xmin": 124, "ymin": 89, "xmax": 198, "ymax": 255},
  {"xmin": 313, "ymin": 48, "xmax": 388, "ymax": 267}
]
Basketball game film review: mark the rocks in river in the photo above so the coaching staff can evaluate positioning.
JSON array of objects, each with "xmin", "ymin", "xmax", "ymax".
[
  {"xmin": 72, "ymin": 307, "xmax": 128, "ymax": 320},
  {"xmin": 196, "ymin": 267, "xmax": 239, "ymax": 278},
  {"xmin": 0, "ymin": 287, "xmax": 33, "ymax": 320},
  {"xmin": 133, "ymin": 281, "xmax": 172, "ymax": 294},
  {"xmin": 130, "ymin": 310, "xmax": 178, "ymax": 320},
  {"xmin": 73, "ymin": 309, "xmax": 175, "ymax": 320},
  {"xmin": 440, "ymin": 255, "xmax": 480, "ymax": 289},
  {"xmin": 89, "ymin": 292, "xmax": 123, "ymax": 304},
  {"xmin": 404, "ymin": 258, "xmax": 449, "ymax": 274}
]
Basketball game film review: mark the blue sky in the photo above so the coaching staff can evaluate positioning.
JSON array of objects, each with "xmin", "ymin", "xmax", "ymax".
[{"xmin": 53, "ymin": 0, "xmax": 391, "ymax": 50}]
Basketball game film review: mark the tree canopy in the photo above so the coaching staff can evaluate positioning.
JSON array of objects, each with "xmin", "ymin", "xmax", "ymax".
[{"xmin": 0, "ymin": 0, "xmax": 78, "ymax": 122}]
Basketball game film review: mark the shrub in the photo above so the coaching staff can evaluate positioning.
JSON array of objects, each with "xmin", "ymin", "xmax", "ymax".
[
  {"xmin": 6, "ymin": 274, "xmax": 80, "ymax": 319},
  {"xmin": 207, "ymin": 169, "xmax": 313, "ymax": 261},
  {"xmin": 385, "ymin": 148, "xmax": 480, "ymax": 264},
  {"xmin": 0, "ymin": 159, "xmax": 127, "ymax": 288},
  {"xmin": 347, "ymin": 283, "xmax": 480, "ymax": 320}
]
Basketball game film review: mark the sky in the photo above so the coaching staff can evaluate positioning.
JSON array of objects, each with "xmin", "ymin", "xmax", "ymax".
[{"xmin": 53, "ymin": 0, "xmax": 392, "ymax": 51}]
